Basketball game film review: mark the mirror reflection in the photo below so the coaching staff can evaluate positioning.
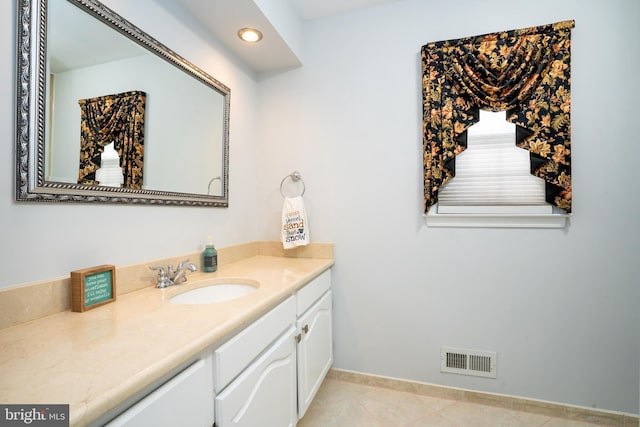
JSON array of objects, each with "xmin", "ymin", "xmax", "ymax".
[{"xmin": 16, "ymin": 0, "xmax": 230, "ymax": 206}]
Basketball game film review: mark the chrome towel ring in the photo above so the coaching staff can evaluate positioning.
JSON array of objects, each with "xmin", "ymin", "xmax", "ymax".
[
  {"xmin": 207, "ymin": 176, "xmax": 221, "ymax": 195},
  {"xmin": 280, "ymin": 171, "xmax": 305, "ymax": 197}
]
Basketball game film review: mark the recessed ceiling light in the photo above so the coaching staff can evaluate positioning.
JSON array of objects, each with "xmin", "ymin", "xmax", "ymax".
[{"xmin": 238, "ymin": 28, "xmax": 263, "ymax": 43}]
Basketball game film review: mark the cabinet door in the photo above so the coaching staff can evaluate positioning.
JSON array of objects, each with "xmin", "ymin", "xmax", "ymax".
[
  {"xmin": 297, "ymin": 290, "xmax": 333, "ymax": 418},
  {"xmin": 215, "ymin": 327, "xmax": 297, "ymax": 427},
  {"xmin": 105, "ymin": 358, "xmax": 213, "ymax": 427}
]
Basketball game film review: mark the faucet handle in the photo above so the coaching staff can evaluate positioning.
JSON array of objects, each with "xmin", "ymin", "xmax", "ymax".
[
  {"xmin": 177, "ymin": 259, "xmax": 190, "ymax": 269},
  {"xmin": 149, "ymin": 265, "xmax": 167, "ymax": 275},
  {"xmin": 149, "ymin": 266, "xmax": 172, "ymax": 288}
]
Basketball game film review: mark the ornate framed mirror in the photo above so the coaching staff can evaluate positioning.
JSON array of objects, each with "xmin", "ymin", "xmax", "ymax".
[{"xmin": 16, "ymin": 0, "xmax": 230, "ymax": 206}]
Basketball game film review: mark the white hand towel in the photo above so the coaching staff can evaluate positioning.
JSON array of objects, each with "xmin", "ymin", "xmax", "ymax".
[{"xmin": 281, "ymin": 196, "xmax": 310, "ymax": 249}]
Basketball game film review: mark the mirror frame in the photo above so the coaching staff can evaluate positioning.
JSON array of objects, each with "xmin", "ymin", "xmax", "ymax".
[{"xmin": 16, "ymin": 0, "xmax": 230, "ymax": 206}]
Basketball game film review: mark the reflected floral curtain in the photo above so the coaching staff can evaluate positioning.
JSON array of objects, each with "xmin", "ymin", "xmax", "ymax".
[
  {"xmin": 77, "ymin": 91, "xmax": 146, "ymax": 189},
  {"xmin": 421, "ymin": 20, "xmax": 574, "ymax": 213}
]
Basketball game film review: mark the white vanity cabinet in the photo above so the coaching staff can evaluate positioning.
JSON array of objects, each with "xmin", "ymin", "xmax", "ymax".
[
  {"xmin": 102, "ymin": 270, "xmax": 332, "ymax": 427},
  {"xmin": 213, "ymin": 269, "xmax": 333, "ymax": 427},
  {"xmin": 105, "ymin": 357, "xmax": 214, "ymax": 427},
  {"xmin": 295, "ymin": 270, "xmax": 333, "ymax": 419}
]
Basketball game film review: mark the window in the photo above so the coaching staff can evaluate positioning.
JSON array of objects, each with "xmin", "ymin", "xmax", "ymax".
[{"xmin": 421, "ymin": 21, "xmax": 574, "ymax": 228}]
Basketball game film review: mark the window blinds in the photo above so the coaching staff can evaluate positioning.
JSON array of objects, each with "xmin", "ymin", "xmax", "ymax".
[{"xmin": 437, "ymin": 110, "xmax": 552, "ymax": 214}]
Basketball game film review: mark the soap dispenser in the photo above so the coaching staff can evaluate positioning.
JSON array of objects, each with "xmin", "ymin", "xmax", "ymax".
[{"xmin": 202, "ymin": 237, "xmax": 218, "ymax": 273}]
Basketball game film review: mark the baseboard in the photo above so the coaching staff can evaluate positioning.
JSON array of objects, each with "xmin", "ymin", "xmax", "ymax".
[{"xmin": 328, "ymin": 368, "xmax": 639, "ymax": 427}]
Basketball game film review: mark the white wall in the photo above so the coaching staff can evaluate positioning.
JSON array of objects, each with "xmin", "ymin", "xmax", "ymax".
[
  {"xmin": 1, "ymin": 0, "xmax": 259, "ymax": 288},
  {"xmin": 257, "ymin": 0, "xmax": 640, "ymax": 415}
]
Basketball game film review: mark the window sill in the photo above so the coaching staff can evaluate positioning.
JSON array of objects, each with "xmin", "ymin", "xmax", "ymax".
[{"xmin": 424, "ymin": 212, "xmax": 570, "ymax": 228}]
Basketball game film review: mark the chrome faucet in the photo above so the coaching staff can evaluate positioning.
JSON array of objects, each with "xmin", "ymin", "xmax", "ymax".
[
  {"xmin": 149, "ymin": 260, "xmax": 198, "ymax": 288},
  {"xmin": 170, "ymin": 260, "xmax": 198, "ymax": 284}
]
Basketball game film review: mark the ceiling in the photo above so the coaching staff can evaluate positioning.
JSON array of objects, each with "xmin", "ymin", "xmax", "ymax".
[
  {"xmin": 290, "ymin": 0, "xmax": 404, "ymax": 21},
  {"xmin": 49, "ymin": 0, "xmax": 405, "ymax": 76},
  {"xmin": 173, "ymin": 0, "xmax": 404, "ymax": 74},
  {"xmin": 49, "ymin": 0, "xmax": 147, "ymax": 73},
  {"xmin": 173, "ymin": 0, "xmax": 301, "ymax": 73}
]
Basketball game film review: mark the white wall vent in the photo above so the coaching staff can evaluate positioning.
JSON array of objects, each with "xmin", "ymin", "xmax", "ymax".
[{"xmin": 440, "ymin": 347, "xmax": 497, "ymax": 378}]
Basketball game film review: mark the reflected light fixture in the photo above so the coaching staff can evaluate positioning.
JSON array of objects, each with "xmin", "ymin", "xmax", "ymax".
[{"xmin": 238, "ymin": 28, "xmax": 263, "ymax": 43}]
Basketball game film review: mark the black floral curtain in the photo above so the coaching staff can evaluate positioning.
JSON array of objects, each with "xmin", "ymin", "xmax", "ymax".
[
  {"xmin": 421, "ymin": 20, "xmax": 574, "ymax": 213},
  {"xmin": 77, "ymin": 91, "xmax": 146, "ymax": 189}
]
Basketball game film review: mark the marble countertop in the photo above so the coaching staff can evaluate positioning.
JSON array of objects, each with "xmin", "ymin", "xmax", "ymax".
[{"xmin": 0, "ymin": 255, "xmax": 333, "ymax": 426}]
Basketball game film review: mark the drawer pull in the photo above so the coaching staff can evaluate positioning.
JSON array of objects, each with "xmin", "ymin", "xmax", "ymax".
[
  {"xmin": 295, "ymin": 333, "xmax": 302, "ymax": 343},
  {"xmin": 302, "ymin": 324, "xmax": 309, "ymax": 334}
]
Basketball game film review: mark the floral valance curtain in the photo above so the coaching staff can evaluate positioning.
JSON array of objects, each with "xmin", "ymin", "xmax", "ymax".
[
  {"xmin": 77, "ymin": 91, "xmax": 146, "ymax": 189},
  {"xmin": 421, "ymin": 20, "xmax": 574, "ymax": 213}
]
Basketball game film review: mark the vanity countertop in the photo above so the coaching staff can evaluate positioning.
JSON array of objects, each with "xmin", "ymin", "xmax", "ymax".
[{"xmin": 0, "ymin": 254, "xmax": 333, "ymax": 427}]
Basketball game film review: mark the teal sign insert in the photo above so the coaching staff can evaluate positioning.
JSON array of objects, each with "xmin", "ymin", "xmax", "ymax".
[{"xmin": 84, "ymin": 270, "xmax": 113, "ymax": 306}]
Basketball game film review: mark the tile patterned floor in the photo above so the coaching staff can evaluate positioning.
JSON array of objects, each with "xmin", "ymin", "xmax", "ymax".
[{"xmin": 298, "ymin": 378, "xmax": 613, "ymax": 427}]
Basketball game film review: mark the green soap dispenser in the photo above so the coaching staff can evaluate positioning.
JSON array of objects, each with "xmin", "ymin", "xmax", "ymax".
[{"xmin": 202, "ymin": 237, "xmax": 218, "ymax": 272}]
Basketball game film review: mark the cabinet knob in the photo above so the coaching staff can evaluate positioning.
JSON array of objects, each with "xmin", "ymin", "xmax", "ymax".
[
  {"xmin": 302, "ymin": 324, "xmax": 309, "ymax": 334},
  {"xmin": 295, "ymin": 333, "xmax": 301, "ymax": 343}
]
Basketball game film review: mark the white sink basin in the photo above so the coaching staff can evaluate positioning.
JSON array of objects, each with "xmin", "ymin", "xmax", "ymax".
[{"xmin": 170, "ymin": 282, "xmax": 258, "ymax": 305}]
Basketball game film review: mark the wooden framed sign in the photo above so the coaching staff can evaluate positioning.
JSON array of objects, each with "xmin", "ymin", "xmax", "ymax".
[{"xmin": 71, "ymin": 265, "xmax": 116, "ymax": 312}]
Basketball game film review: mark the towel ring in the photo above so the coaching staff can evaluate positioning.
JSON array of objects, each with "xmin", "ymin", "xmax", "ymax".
[
  {"xmin": 207, "ymin": 176, "xmax": 221, "ymax": 195},
  {"xmin": 280, "ymin": 171, "xmax": 305, "ymax": 197}
]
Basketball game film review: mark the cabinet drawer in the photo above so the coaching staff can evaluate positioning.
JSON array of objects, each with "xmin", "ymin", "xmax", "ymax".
[
  {"xmin": 296, "ymin": 270, "xmax": 331, "ymax": 316},
  {"xmin": 214, "ymin": 296, "xmax": 295, "ymax": 392}
]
